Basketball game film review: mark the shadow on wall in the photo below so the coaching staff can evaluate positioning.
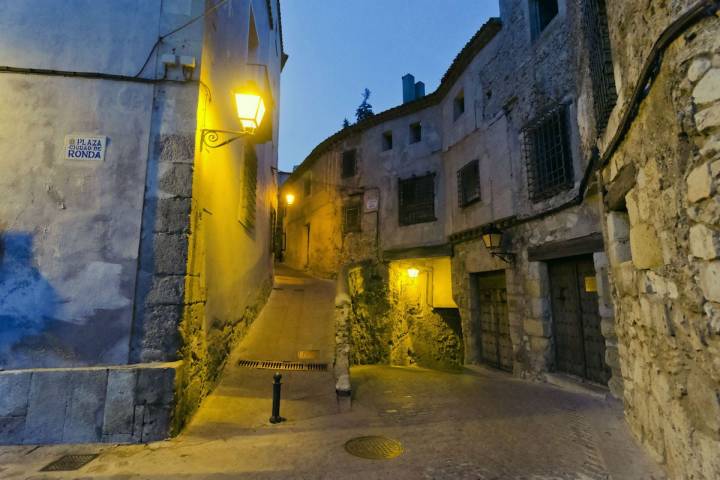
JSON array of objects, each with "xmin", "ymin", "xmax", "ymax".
[{"xmin": 0, "ymin": 232, "xmax": 60, "ymax": 367}]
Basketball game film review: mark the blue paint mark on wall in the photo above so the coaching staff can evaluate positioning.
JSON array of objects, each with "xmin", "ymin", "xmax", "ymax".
[{"xmin": 0, "ymin": 233, "xmax": 59, "ymax": 366}]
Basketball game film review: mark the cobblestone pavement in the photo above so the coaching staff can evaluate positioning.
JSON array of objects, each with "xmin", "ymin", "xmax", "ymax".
[{"xmin": 0, "ymin": 269, "xmax": 666, "ymax": 479}]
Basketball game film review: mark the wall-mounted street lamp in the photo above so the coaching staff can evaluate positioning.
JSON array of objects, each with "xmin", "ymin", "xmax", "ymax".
[
  {"xmin": 201, "ymin": 81, "xmax": 266, "ymax": 150},
  {"xmin": 407, "ymin": 267, "xmax": 420, "ymax": 278},
  {"xmin": 481, "ymin": 225, "xmax": 514, "ymax": 264},
  {"xmin": 285, "ymin": 193, "xmax": 295, "ymax": 206}
]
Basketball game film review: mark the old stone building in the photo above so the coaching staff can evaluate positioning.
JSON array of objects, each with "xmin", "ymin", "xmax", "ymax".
[
  {"xmin": 281, "ymin": 0, "xmax": 720, "ymax": 477},
  {"xmin": 0, "ymin": 0, "xmax": 285, "ymax": 444}
]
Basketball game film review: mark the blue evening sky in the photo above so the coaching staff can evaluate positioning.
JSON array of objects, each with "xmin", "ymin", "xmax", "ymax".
[{"xmin": 278, "ymin": 1, "xmax": 500, "ymax": 172}]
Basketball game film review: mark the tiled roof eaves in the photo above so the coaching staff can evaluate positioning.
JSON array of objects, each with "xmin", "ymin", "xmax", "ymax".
[{"xmin": 285, "ymin": 17, "xmax": 502, "ymax": 185}]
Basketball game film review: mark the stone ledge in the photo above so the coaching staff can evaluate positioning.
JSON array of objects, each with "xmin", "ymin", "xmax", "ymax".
[{"xmin": 0, "ymin": 361, "xmax": 181, "ymax": 445}]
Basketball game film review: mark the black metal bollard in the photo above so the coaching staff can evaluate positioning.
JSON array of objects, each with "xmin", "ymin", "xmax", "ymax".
[{"xmin": 269, "ymin": 372, "xmax": 286, "ymax": 424}]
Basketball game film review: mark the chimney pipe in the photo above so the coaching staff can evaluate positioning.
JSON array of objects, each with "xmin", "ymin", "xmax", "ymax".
[
  {"xmin": 402, "ymin": 73, "xmax": 416, "ymax": 104},
  {"xmin": 414, "ymin": 81, "xmax": 425, "ymax": 99}
]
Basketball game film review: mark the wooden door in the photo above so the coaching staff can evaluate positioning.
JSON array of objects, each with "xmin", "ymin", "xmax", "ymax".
[
  {"xmin": 549, "ymin": 256, "xmax": 610, "ymax": 384},
  {"xmin": 475, "ymin": 271, "xmax": 513, "ymax": 372}
]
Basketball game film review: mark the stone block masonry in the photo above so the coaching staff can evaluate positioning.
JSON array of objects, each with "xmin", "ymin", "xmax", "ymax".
[
  {"xmin": 0, "ymin": 363, "xmax": 178, "ymax": 445},
  {"xmin": 600, "ymin": 8, "xmax": 720, "ymax": 477}
]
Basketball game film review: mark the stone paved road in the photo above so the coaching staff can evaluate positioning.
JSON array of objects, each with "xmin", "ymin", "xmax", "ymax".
[{"xmin": 0, "ymin": 268, "xmax": 665, "ymax": 479}]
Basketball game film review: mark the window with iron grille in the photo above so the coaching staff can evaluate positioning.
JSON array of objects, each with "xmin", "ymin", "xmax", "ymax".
[
  {"xmin": 304, "ymin": 174, "xmax": 312, "ymax": 197},
  {"xmin": 584, "ymin": 0, "xmax": 617, "ymax": 132},
  {"xmin": 399, "ymin": 174, "xmax": 436, "ymax": 226},
  {"xmin": 523, "ymin": 105, "xmax": 574, "ymax": 201},
  {"xmin": 239, "ymin": 147, "xmax": 258, "ymax": 230},
  {"xmin": 530, "ymin": 0, "xmax": 559, "ymax": 40},
  {"xmin": 341, "ymin": 149, "xmax": 357, "ymax": 178},
  {"xmin": 457, "ymin": 160, "xmax": 481, "ymax": 207},
  {"xmin": 342, "ymin": 202, "xmax": 362, "ymax": 233}
]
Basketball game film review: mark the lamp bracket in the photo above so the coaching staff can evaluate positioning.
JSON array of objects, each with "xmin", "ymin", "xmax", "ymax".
[
  {"xmin": 200, "ymin": 129, "xmax": 251, "ymax": 150},
  {"xmin": 491, "ymin": 251, "xmax": 515, "ymax": 265}
]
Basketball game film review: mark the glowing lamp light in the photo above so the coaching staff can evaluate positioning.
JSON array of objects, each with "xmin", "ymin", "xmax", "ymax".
[
  {"xmin": 235, "ymin": 90, "xmax": 266, "ymax": 132},
  {"xmin": 285, "ymin": 193, "xmax": 295, "ymax": 206},
  {"xmin": 407, "ymin": 268, "xmax": 420, "ymax": 278}
]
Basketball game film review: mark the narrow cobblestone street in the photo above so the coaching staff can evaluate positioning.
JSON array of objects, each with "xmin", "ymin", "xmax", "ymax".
[{"xmin": 0, "ymin": 269, "xmax": 664, "ymax": 479}]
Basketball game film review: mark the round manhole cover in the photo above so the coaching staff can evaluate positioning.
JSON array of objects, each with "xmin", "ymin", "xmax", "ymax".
[{"xmin": 344, "ymin": 436, "xmax": 404, "ymax": 460}]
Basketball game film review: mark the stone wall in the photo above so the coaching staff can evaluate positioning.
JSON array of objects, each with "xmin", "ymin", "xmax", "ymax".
[
  {"xmin": 600, "ymin": 7, "xmax": 720, "ymax": 477},
  {"xmin": 346, "ymin": 259, "xmax": 463, "ymax": 371},
  {"xmin": 0, "ymin": 363, "xmax": 178, "ymax": 444}
]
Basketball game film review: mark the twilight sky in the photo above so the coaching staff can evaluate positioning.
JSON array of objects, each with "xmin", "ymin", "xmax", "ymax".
[{"xmin": 278, "ymin": 1, "xmax": 500, "ymax": 172}]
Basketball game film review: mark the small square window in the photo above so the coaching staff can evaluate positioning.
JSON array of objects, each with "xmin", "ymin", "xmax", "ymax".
[
  {"xmin": 398, "ymin": 174, "xmax": 436, "ymax": 226},
  {"xmin": 342, "ymin": 202, "xmax": 362, "ymax": 233},
  {"xmin": 453, "ymin": 91, "xmax": 465, "ymax": 120},
  {"xmin": 382, "ymin": 131, "xmax": 393, "ymax": 151},
  {"xmin": 409, "ymin": 122, "xmax": 422, "ymax": 144},
  {"xmin": 342, "ymin": 149, "xmax": 357, "ymax": 178},
  {"xmin": 457, "ymin": 160, "xmax": 481, "ymax": 207},
  {"xmin": 530, "ymin": 0, "xmax": 559, "ymax": 40},
  {"xmin": 303, "ymin": 174, "xmax": 312, "ymax": 197}
]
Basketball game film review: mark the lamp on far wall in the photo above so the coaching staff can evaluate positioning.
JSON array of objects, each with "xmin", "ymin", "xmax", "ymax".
[
  {"xmin": 285, "ymin": 193, "xmax": 295, "ymax": 206},
  {"xmin": 407, "ymin": 268, "xmax": 420, "ymax": 278},
  {"xmin": 481, "ymin": 225, "xmax": 514, "ymax": 264},
  {"xmin": 200, "ymin": 81, "xmax": 266, "ymax": 150}
]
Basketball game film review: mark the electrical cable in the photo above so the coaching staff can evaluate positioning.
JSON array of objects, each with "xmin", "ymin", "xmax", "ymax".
[{"xmin": 134, "ymin": 0, "xmax": 230, "ymax": 78}]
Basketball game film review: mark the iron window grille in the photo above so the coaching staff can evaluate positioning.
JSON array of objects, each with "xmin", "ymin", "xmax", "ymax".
[
  {"xmin": 399, "ymin": 174, "xmax": 436, "ymax": 226},
  {"xmin": 409, "ymin": 122, "xmax": 422, "ymax": 144},
  {"xmin": 530, "ymin": 0, "xmax": 559, "ymax": 40},
  {"xmin": 458, "ymin": 160, "xmax": 481, "ymax": 207},
  {"xmin": 523, "ymin": 104, "xmax": 574, "ymax": 202},
  {"xmin": 342, "ymin": 149, "xmax": 357, "ymax": 178},
  {"xmin": 584, "ymin": 0, "xmax": 617, "ymax": 132},
  {"xmin": 342, "ymin": 202, "xmax": 362, "ymax": 233},
  {"xmin": 239, "ymin": 147, "xmax": 258, "ymax": 231}
]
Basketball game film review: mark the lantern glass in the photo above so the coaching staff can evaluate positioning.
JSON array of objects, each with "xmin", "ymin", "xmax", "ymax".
[
  {"xmin": 235, "ymin": 92, "xmax": 266, "ymax": 132},
  {"xmin": 482, "ymin": 231, "xmax": 503, "ymax": 251},
  {"xmin": 285, "ymin": 193, "xmax": 295, "ymax": 206},
  {"xmin": 407, "ymin": 268, "xmax": 420, "ymax": 278}
]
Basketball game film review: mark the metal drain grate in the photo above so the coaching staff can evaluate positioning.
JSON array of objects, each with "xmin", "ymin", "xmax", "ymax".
[
  {"xmin": 344, "ymin": 436, "xmax": 404, "ymax": 460},
  {"xmin": 41, "ymin": 454, "xmax": 98, "ymax": 471},
  {"xmin": 237, "ymin": 359, "xmax": 328, "ymax": 371}
]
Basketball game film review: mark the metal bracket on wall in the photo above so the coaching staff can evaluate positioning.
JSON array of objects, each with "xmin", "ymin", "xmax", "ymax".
[
  {"xmin": 491, "ymin": 252, "xmax": 515, "ymax": 265},
  {"xmin": 200, "ymin": 129, "xmax": 249, "ymax": 151}
]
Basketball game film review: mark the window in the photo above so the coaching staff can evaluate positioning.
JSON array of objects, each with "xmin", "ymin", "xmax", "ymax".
[
  {"xmin": 457, "ymin": 160, "xmax": 481, "ymax": 207},
  {"xmin": 239, "ymin": 146, "xmax": 258, "ymax": 230},
  {"xmin": 523, "ymin": 104, "xmax": 574, "ymax": 201},
  {"xmin": 247, "ymin": 8, "xmax": 260, "ymax": 63},
  {"xmin": 303, "ymin": 174, "xmax": 312, "ymax": 197},
  {"xmin": 530, "ymin": 0, "xmax": 559, "ymax": 40},
  {"xmin": 584, "ymin": 0, "xmax": 617, "ymax": 132},
  {"xmin": 342, "ymin": 201, "xmax": 362, "ymax": 233},
  {"xmin": 453, "ymin": 91, "xmax": 465, "ymax": 120},
  {"xmin": 342, "ymin": 149, "xmax": 357, "ymax": 178},
  {"xmin": 409, "ymin": 122, "xmax": 422, "ymax": 144},
  {"xmin": 382, "ymin": 131, "xmax": 393, "ymax": 151},
  {"xmin": 399, "ymin": 174, "xmax": 436, "ymax": 226}
]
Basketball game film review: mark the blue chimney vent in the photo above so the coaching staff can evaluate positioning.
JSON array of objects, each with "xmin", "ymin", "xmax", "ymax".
[
  {"xmin": 415, "ymin": 81, "xmax": 426, "ymax": 99},
  {"xmin": 402, "ymin": 74, "xmax": 416, "ymax": 104}
]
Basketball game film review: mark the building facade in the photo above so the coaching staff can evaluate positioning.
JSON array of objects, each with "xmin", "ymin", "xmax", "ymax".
[
  {"xmin": 0, "ymin": 0, "xmax": 285, "ymax": 444},
  {"xmin": 281, "ymin": 0, "xmax": 720, "ymax": 477}
]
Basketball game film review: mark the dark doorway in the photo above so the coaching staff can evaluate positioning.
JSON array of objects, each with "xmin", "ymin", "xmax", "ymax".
[
  {"xmin": 473, "ymin": 271, "xmax": 513, "ymax": 372},
  {"xmin": 549, "ymin": 256, "xmax": 610, "ymax": 384}
]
